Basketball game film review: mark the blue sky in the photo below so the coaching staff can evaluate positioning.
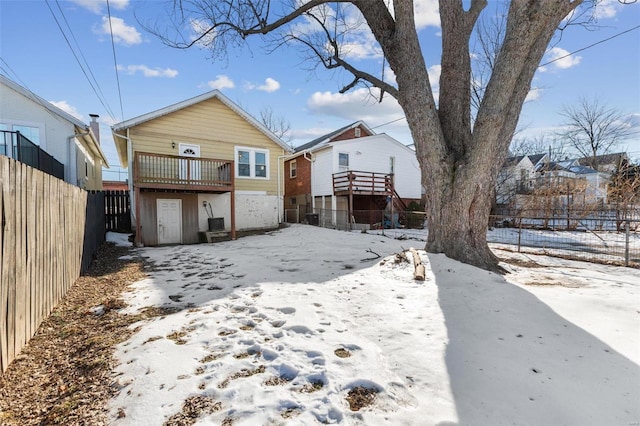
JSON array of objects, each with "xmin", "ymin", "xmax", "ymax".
[{"xmin": 1, "ymin": 0, "xmax": 639, "ymax": 180}]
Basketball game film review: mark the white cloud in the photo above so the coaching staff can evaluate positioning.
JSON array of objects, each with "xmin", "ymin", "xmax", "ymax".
[
  {"xmin": 258, "ymin": 78, "xmax": 281, "ymax": 93},
  {"xmin": 70, "ymin": 0, "xmax": 129, "ymax": 14},
  {"xmin": 207, "ymin": 75, "xmax": 235, "ymax": 90},
  {"xmin": 190, "ymin": 19, "xmax": 217, "ymax": 47},
  {"xmin": 385, "ymin": 0, "xmax": 440, "ymax": 30},
  {"xmin": 117, "ymin": 65, "xmax": 178, "ymax": 78},
  {"xmin": 246, "ymin": 78, "xmax": 281, "ymax": 93},
  {"xmin": 96, "ymin": 16, "xmax": 141, "ymax": 45},
  {"xmin": 307, "ymin": 88, "xmax": 404, "ymax": 124},
  {"xmin": 50, "ymin": 100, "xmax": 84, "ymax": 121},
  {"xmin": 544, "ymin": 47, "xmax": 581, "ymax": 70},
  {"xmin": 341, "ymin": 35, "xmax": 384, "ymax": 60},
  {"xmin": 594, "ymin": 0, "xmax": 623, "ymax": 19},
  {"xmin": 525, "ymin": 87, "xmax": 542, "ymax": 103},
  {"xmin": 413, "ymin": 0, "xmax": 440, "ymax": 30}
]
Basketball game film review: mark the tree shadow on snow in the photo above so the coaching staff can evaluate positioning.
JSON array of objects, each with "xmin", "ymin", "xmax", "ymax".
[
  {"xmin": 430, "ymin": 253, "xmax": 639, "ymax": 425},
  {"xmin": 127, "ymin": 225, "xmax": 396, "ymax": 313}
]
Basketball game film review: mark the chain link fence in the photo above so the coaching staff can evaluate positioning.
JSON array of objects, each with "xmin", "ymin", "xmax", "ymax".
[
  {"xmin": 297, "ymin": 208, "xmax": 639, "ymax": 267},
  {"xmin": 488, "ymin": 214, "xmax": 640, "ymax": 267}
]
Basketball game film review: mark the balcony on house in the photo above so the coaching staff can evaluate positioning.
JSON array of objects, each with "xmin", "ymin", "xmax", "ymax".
[
  {"xmin": 332, "ymin": 170, "xmax": 393, "ymax": 196},
  {"xmin": 133, "ymin": 151, "xmax": 234, "ymax": 192},
  {"xmin": 1, "ymin": 130, "xmax": 64, "ymax": 180}
]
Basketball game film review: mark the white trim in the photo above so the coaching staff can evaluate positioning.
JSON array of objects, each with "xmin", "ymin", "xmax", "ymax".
[
  {"xmin": 235, "ymin": 146, "xmax": 270, "ymax": 180},
  {"xmin": 236, "ymin": 190, "xmax": 267, "ymax": 195},
  {"xmin": 112, "ymin": 89, "xmax": 293, "ymax": 153},
  {"xmin": 289, "ymin": 159, "xmax": 297, "ymax": 178}
]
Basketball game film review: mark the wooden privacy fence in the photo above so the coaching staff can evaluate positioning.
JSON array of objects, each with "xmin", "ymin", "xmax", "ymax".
[
  {"xmin": 0, "ymin": 157, "xmax": 87, "ymax": 373},
  {"xmin": 82, "ymin": 191, "xmax": 106, "ymax": 274},
  {"xmin": 104, "ymin": 189, "xmax": 131, "ymax": 232}
]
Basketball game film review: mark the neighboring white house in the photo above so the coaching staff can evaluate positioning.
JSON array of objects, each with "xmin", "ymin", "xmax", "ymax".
[
  {"xmin": 310, "ymin": 133, "xmax": 422, "ymax": 206},
  {"xmin": 0, "ymin": 75, "xmax": 109, "ymax": 189},
  {"xmin": 496, "ymin": 154, "xmax": 548, "ymax": 206},
  {"xmin": 284, "ymin": 122, "xmax": 421, "ymax": 228}
]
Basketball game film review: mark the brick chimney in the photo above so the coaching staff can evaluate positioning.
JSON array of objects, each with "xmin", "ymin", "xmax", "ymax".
[{"xmin": 89, "ymin": 114, "xmax": 100, "ymax": 144}]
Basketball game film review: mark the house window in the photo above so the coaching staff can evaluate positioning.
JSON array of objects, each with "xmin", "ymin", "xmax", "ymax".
[
  {"xmin": 13, "ymin": 125, "xmax": 40, "ymax": 145},
  {"xmin": 235, "ymin": 146, "xmax": 269, "ymax": 179},
  {"xmin": 290, "ymin": 160, "xmax": 297, "ymax": 178},
  {"xmin": 255, "ymin": 151, "xmax": 267, "ymax": 177},
  {"xmin": 339, "ymin": 153, "xmax": 349, "ymax": 169},
  {"xmin": 238, "ymin": 150, "xmax": 251, "ymax": 177},
  {"xmin": 354, "ymin": 127, "xmax": 361, "ymax": 137}
]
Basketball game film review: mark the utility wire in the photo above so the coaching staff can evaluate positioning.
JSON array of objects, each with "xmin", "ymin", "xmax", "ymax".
[
  {"xmin": 44, "ymin": 0, "xmax": 118, "ymax": 122},
  {"xmin": 53, "ymin": 0, "xmax": 114, "ymax": 120},
  {"xmin": 106, "ymin": 0, "xmax": 125, "ymax": 121},
  {"xmin": 0, "ymin": 58, "xmax": 89, "ymax": 123},
  {"xmin": 373, "ymin": 25, "xmax": 640, "ymax": 131},
  {"xmin": 540, "ymin": 24, "xmax": 640, "ymax": 67},
  {"xmin": 371, "ymin": 116, "xmax": 406, "ymax": 129}
]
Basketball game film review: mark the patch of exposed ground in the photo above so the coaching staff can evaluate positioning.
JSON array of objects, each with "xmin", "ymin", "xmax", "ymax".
[
  {"xmin": 0, "ymin": 241, "xmax": 153, "ymax": 425},
  {"xmin": 163, "ymin": 395, "xmax": 222, "ymax": 426},
  {"xmin": 346, "ymin": 386, "xmax": 378, "ymax": 411}
]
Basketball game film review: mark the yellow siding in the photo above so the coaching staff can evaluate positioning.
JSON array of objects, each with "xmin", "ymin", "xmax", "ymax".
[{"xmin": 130, "ymin": 97, "xmax": 286, "ymax": 194}]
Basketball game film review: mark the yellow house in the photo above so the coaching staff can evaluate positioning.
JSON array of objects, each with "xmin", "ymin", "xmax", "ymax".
[{"xmin": 112, "ymin": 90, "xmax": 292, "ymax": 246}]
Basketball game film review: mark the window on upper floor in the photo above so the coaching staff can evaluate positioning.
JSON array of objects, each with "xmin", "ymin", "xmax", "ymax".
[
  {"xmin": 235, "ymin": 146, "xmax": 270, "ymax": 179},
  {"xmin": 290, "ymin": 159, "xmax": 297, "ymax": 178},
  {"xmin": 339, "ymin": 152, "xmax": 349, "ymax": 169},
  {"xmin": 13, "ymin": 125, "xmax": 40, "ymax": 145}
]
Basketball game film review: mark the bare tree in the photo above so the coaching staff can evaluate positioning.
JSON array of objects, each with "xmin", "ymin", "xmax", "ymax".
[
  {"xmin": 558, "ymin": 96, "xmax": 633, "ymax": 170},
  {"xmin": 609, "ymin": 160, "xmax": 640, "ymax": 228},
  {"xmin": 260, "ymin": 106, "xmax": 292, "ymax": 144},
  {"xmin": 144, "ymin": 0, "xmax": 606, "ymax": 272}
]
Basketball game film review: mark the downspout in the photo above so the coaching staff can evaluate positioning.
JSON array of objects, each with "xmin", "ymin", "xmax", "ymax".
[
  {"xmin": 67, "ymin": 129, "xmax": 91, "ymax": 187},
  {"xmin": 112, "ymin": 130, "xmax": 138, "ymax": 244},
  {"xmin": 302, "ymin": 151, "xmax": 315, "ymax": 211},
  {"xmin": 277, "ymin": 150, "xmax": 315, "ymax": 224}
]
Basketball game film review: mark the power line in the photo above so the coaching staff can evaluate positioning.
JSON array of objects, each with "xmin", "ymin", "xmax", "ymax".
[
  {"xmin": 53, "ymin": 0, "xmax": 114, "ymax": 120},
  {"xmin": 106, "ymin": 0, "xmax": 125, "ymax": 121},
  {"xmin": 540, "ymin": 24, "xmax": 640, "ymax": 67},
  {"xmin": 44, "ymin": 0, "xmax": 118, "ymax": 122},
  {"xmin": 0, "ymin": 58, "xmax": 89, "ymax": 124},
  {"xmin": 372, "ymin": 26, "xmax": 640, "ymax": 132},
  {"xmin": 371, "ymin": 116, "xmax": 406, "ymax": 129}
]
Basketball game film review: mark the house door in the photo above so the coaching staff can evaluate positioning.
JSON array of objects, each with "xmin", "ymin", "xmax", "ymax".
[
  {"xmin": 157, "ymin": 199, "xmax": 182, "ymax": 244},
  {"xmin": 179, "ymin": 143, "xmax": 201, "ymax": 181}
]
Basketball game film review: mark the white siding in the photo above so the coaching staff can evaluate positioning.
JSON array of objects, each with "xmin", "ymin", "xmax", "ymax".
[
  {"xmin": 311, "ymin": 134, "xmax": 421, "ymax": 199},
  {"xmin": 338, "ymin": 135, "xmax": 421, "ymax": 199},
  {"xmin": 0, "ymin": 82, "xmax": 97, "ymax": 188},
  {"xmin": 197, "ymin": 192, "xmax": 280, "ymax": 232},
  {"xmin": 311, "ymin": 148, "xmax": 334, "ymax": 196}
]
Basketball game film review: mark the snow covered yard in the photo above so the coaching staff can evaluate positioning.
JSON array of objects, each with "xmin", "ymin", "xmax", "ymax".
[{"xmin": 107, "ymin": 225, "xmax": 639, "ymax": 425}]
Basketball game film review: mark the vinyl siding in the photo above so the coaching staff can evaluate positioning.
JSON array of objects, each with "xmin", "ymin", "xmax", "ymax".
[{"xmin": 129, "ymin": 97, "xmax": 286, "ymax": 194}]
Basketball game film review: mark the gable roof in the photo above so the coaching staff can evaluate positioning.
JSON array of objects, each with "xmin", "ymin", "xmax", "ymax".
[
  {"xmin": 577, "ymin": 152, "xmax": 628, "ymax": 168},
  {"xmin": 112, "ymin": 89, "xmax": 292, "ymax": 153},
  {"xmin": 503, "ymin": 155, "xmax": 527, "ymax": 168},
  {"xmin": 503, "ymin": 153, "xmax": 548, "ymax": 169},
  {"xmin": 293, "ymin": 121, "xmax": 375, "ymax": 153},
  {"xmin": 528, "ymin": 154, "xmax": 547, "ymax": 167},
  {"xmin": 0, "ymin": 74, "xmax": 109, "ymax": 167}
]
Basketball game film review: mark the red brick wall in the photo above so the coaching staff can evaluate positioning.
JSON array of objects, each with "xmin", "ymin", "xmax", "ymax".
[
  {"xmin": 284, "ymin": 156, "xmax": 312, "ymax": 205},
  {"xmin": 330, "ymin": 125, "xmax": 373, "ymax": 142}
]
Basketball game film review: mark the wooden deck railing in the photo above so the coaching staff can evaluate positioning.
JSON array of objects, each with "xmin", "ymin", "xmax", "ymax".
[
  {"xmin": 332, "ymin": 170, "xmax": 393, "ymax": 195},
  {"xmin": 133, "ymin": 151, "xmax": 234, "ymax": 191}
]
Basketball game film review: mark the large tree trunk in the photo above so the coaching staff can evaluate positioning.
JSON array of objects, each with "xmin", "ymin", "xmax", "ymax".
[
  {"xmin": 362, "ymin": 0, "xmax": 581, "ymax": 272},
  {"xmin": 426, "ymin": 159, "xmax": 499, "ymax": 269}
]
